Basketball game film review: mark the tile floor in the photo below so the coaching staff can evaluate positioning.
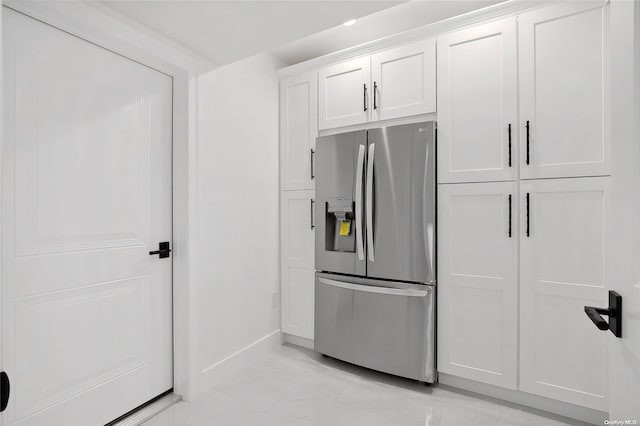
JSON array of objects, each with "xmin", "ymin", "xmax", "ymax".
[{"xmin": 144, "ymin": 344, "xmax": 588, "ymax": 426}]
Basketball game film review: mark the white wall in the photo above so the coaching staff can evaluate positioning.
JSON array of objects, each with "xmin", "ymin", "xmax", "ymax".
[{"xmin": 194, "ymin": 52, "xmax": 285, "ymax": 394}]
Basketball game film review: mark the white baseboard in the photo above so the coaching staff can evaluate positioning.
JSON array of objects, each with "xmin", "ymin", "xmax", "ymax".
[
  {"xmin": 282, "ymin": 333, "xmax": 314, "ymax": 350},
  {"xmin": 438, "ymin": 373, "xmax": 607, "ymax": 425},
  {"xmin": 197, "ymin": 330, "xmax": 282, "ymax": 395}
]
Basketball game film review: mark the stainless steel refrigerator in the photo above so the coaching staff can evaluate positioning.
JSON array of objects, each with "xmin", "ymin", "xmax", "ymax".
[{"xmin": 314, "ymin": 121, "xmax": 436, "ymax": 383}]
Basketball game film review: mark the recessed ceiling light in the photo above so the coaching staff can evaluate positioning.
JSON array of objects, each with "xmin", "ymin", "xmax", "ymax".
[{"xmin": 343, "ymin": 19, "xmax": 357, "ymax": 27}]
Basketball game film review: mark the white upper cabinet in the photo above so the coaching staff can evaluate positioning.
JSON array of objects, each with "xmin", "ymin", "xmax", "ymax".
[
  {"xmin": 437, "ymin": 18, "xmax": 518, "ymax": 183},
  {"xmin": 371, "ymin": 39, "xmax": 436, "ymax": 121},
  {"xmin": 519, "ymin": 177, "xmax": 609, "ymax": 410},
  {"xmin": 280, "ymin": 72, "xmax": 318, "ymax": 190},
  {"xmin": 519, "ymin": 2, "xmax": 610, "ymax": 179},
  {"xmin": 318, "ymin": 40, "xmax": 436, "ymax": 130},
  {"xmin": 318, "ymin": 57, "xmax": 370, "ymax": 130},
  {"xmin": 438, "ymin": 182, "xmax": 518, "ymax": 389},
  {"xmin": 280, "ymin": 190, "xmax": 316, "ymax": 339}
]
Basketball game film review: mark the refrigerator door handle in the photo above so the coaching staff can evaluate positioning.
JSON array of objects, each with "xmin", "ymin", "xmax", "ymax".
[
  {"xmin": 355, "ymin": 144, "xmax": 366, "ymax": 260},
  {"xmin": 366, "ymin": 142, "xmax": 375, "ymax": 262},
  {"xmin": 318, "ymin": 277, "xmax": 430, "ymax": 297}
]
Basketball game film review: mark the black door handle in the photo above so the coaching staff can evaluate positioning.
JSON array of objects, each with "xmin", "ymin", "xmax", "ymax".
[
  {"xmin": 585, "ymin": 290, "xmax": 622, "ymax": 337},
  {"xmin": 149, "ymin": 241, "xmax": 171, "ymax": 258},
  {"xmin": 0, "ymin": 371, "xmax": 9, "ymax": 412}
]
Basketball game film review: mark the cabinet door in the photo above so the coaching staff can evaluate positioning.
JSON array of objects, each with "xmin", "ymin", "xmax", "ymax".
[
  {"xmin": 318, "ymin": 57, "xmax": 370, "ymax": 130},
  {"xmin": 371, "ymin": 39, "xmax": 436, "ymax": 121},
  {"xmin": 437, "ymin": 18, "xmax": 518, "ymax": 183},
  {"xmin": 280, "ymin": 73, "xmax": 317, "ymax": 190},
  {"xmin": 281, "ymin": 190, "xmax": 316, "ymax": 339},
  {"xmin": 438, "ymin": 182, "xmax": 518, "ymax": 389},
  {"xmin": 519, "ymin": 178, "xmax": 609, "ymax": 410},
  {"xmin": 519, "ymin": 2, "xmax": 610, "ymax": 179}
]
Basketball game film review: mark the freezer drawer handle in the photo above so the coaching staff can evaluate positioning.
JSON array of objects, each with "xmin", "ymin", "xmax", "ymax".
[
  {"xmin": 318, "ymin": 277, "xmax": 430, "ymax": 297},
  {"xmin": 584, "ymin": 291, "xmax": 622, "ymax": 338}
]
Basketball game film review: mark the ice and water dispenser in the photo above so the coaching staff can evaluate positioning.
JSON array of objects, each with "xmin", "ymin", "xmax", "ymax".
[{"xmin": 324, "ymin": 197, "xmax": 356, "ymax": 253}]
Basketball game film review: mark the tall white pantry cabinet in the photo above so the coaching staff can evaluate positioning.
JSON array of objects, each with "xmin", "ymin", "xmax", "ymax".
[
  {"xmin": 437, "ymin": 1, "xmax": 610, "ymax": 412},
  {"xmin": 280, "ymin": 72, "xmax": 317, "ymax": 339}
]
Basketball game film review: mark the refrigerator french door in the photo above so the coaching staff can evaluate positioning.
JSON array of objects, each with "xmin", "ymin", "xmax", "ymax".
[{"xmin": 314, "ymin": 121, "xmax": 436, "ymax": 382}]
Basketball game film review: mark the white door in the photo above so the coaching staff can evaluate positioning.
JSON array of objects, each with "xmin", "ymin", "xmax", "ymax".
[
  {"xmin": 519, "ymin": 2, "xmax": 610, "ymax": 179},
  {"xmin": 318, "ymin": 57, "xmax": 370, "ymax": 130},
  {"xmin": 280, "ymin": 72, "xmax": 317, "ymax": 191},
  {"xmin": 437, "ymin": 18, "xmax": 518, "ymax": 184},
  {"xmin": 437, "ymin": 182, "xmax": 518, "ymax": 389},
  {"xmin": 1, "ymin": 9, "xmax": 173, "ymax": 426},
  {"xmin": 280, "ymin": 190, "xmax": 315, "ymax": 339},
  {"xmin": 519, "ymin": 178, "xmax": 609, "ymax": 411},
  {"xmin": 370, "ymin": 39, "xmax": 436, "ymax": 122}
]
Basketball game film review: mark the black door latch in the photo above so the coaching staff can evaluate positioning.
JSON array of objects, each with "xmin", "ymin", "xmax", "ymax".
[
  {"xmin": 585, "ymin": 290, "xmax": 622, "ymax": 338},
  {"xmin": 149, "ymin": 241, "xmax": 171, "ymax": 258},
  {"xmin": 1, "ymin": 371, "xmax": 9, "ymax": 412}
]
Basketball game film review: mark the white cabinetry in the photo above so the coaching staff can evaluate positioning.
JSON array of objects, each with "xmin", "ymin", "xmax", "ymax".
[
  {"xmin": 280, "ymin": 71, "xmax": 317, "ymax": 340},
  {"xmin": 519, "ymin": 2, "xmax": 610, "ymax": 179},
  {"xmin": 438, "ymin": 182, "xmax": 518, "ymax": 389},
  {"xmin": 280, "ymin": 72, "xmax": 317, "ymax": 190},
  {"xmin": 436, "ymin": 2, "xmax": 611, "ymax": 411},
  {"xmin": 280, "ymin": 190, "xmax": 316, "ymax": 339},
  {"xmin": 519, "ymin": 177, "xmax": 609, "ymax": 411},
  {"xmin": 318, "ymin": 39, "xmax": 436, "ymax": 130},
  {"xmin": 437, "ymin": 18, "xmax": 518, "ymax": 183},
  {"xmin": 371, "ymin": 39, "xmax": 436, "ymax": 121},
  {"xmin": 318, "ymin": 57, "xmax": 370, "ymax": 130},
  {"xmin": 437, "ymin": 2, "xmax": 610, "ymax": 183}
]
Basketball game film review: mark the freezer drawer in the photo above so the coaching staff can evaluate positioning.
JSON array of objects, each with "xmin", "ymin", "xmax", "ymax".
[{"xmin": 314, "ymin": 273, "xmax": 435, "ymax": 382}]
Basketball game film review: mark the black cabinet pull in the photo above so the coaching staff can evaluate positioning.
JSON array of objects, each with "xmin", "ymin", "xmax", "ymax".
[
  {"xmin": 310, "ymin": 199, "xmax": 315, "ymax": 230},
  {"xmin": 373, "ymin": 81, "xmax": 378, "ymax": 110},
  {"xmin": 149, "ymin": 241, "xmax": 171, "ymax": 258},
  {"xmin": 526, "ymin": 193, "xmax": 530, "ymax": 237},
  {"xmin": 508, "ymin": 124, "xmax": 512, "ymax": 167},
  {"xmin": 310, "ymin": 149, "xmax": 315, "ymax": 180},
  {"xmin": 526, "ymin": 120, "xmax": 530, "ymax": 165},
  {"xmin": 585, "ymin": 291, "xmax": 622, "ymax": 338},
  {"xmin": 363, "ymin": 84, "xmax": 368, "ymax": 112},
  {"xmin": 508, "ymin": 194, "xmax": 512, "ymax": 238}
]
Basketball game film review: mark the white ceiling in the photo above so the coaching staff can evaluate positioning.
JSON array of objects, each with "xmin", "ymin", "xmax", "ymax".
[
  {"xmin": 102, "ymin": 0, "xmax": 504, "ymax": 68},
  {"xmin": 274, "ymin": 0, "xmax": 504, "ymax": 65},
  {"xmin": 101, "ymin": 0, "xmax": 405, "ymax": 67}
]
